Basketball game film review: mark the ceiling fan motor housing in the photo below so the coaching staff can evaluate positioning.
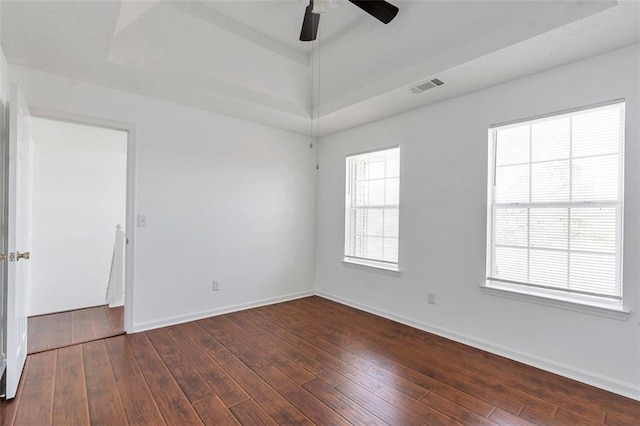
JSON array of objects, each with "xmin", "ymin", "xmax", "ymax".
[
  {"xmin": 312, "ymin": 0, "xmax": 342, "ymax": 14},
  {"xmin": 301, "ymin": 0, "xmax": 399, "ymax": 41}
]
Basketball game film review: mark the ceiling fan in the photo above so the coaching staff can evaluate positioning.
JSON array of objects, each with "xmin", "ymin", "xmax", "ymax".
[{"xmin": 300, "ymin": 0, "xmax": 399, "ymax": 41}]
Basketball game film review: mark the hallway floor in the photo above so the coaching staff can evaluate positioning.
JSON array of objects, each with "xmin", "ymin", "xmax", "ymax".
[{"xmin": 27, "ymin": 305, "xmax": 124, "ymax": 354}]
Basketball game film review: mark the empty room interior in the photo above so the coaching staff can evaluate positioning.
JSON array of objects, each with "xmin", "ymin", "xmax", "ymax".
[{"xmin": 0, "ymin": 0, "xmax": 639, "ymax": 425}]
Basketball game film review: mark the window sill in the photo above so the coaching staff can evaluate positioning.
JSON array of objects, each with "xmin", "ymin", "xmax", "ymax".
[
  {"xmin": 480, "ymin": 282, "xmax": 630, "ymax": 320},
  {"xmin": 342, "ymin": 259, "xmax": 401, "ymax": 277}
]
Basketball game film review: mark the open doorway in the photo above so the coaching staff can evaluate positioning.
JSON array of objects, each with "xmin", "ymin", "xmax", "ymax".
[{"xmin": 26, "ymin": 117, "xmax": 127, "ymax": 353}]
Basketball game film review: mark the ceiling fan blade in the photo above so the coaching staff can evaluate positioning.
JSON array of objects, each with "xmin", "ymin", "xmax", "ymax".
[
  {"xmin": 300, "ymin": 0, "xmax": 320, "ymax": 41},
  {"xmin": 348, "ymin": 0, "xmax": 399, "ymax": 24}
]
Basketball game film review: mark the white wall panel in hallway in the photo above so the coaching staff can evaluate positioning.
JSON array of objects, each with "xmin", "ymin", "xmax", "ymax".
[{"xmin": 30, "ymin": 117, "xmax": 126, "ymax": 315}]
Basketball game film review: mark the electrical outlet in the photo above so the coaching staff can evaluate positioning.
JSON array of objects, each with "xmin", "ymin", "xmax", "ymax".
[
  {"xmin": 212, "ymin": 280, "xmax": 220, "ymax": 291},
  {"xmin": 427, "ymin": 292, "xmax": 436, "ymax": 305}
]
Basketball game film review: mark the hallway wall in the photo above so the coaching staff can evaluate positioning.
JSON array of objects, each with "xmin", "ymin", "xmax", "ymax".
[{"xmin": 29, "ymin": 118, "xmax": 127, "ymax": 315}]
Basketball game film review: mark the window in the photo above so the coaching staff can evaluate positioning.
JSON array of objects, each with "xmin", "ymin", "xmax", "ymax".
[
  {"xmin": 486, "ymin": 101, "xmax": 625, "ymax": 309},
  {"xmin": 344, "ymin": 146, "xmax": 400, "ymax": 271}
]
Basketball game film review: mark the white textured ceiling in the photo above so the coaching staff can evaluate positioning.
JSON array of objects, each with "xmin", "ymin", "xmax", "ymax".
[{"xmin": 1, "ymin": 1, "xmax": 639, "ymax": 136}]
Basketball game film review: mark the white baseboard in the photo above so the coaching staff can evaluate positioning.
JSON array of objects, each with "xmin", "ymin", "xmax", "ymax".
[
  {"xmin": 315, "ymin": 290, "xmax": 640, "ymax": 402},
  {"xmin": 132, "ymin": 290, "xmax": 314, "ymax": 333}
]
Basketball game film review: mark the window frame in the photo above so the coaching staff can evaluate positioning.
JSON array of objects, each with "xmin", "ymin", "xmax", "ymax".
[
  {"xmin": 343, "ymin": 145, "xmax": 401, "ymax": 274},
  {"xmin": 484, "ymin": 100, "xmax": 627, "ymax": 314}
]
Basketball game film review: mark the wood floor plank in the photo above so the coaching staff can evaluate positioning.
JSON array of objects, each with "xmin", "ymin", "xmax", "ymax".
[
  {"xmin": 13, "ymin": 351, "xmax": 56, "ymax": 426},
  {"xmin": 115, "ymin": 375, "xmax": 166, "ymax": 425},
  {"xmin": 592, "ymin": 392, "xmax": 640, "ymax": 422},
  {"xmin": 104, "ymin": 334, "xmax": 141, "ymax": 382},
  {"xmin": 72, "ymin": 309, "xmax": 95, "ymax": 344},
  {"xmin": 417, "ymin": 391, "xmax": 496, "ymax": 425},
  {"xmin": 334, "ymin": 377, "xmax": 433, "ymax": 425},
  {"xmin": 182, "ymin": 321, "xmax": 312, "ymax": 425},
  {"xmin": 415, "ymin": 380, "xmax": 497, "ymax": 418},
  {"xmin": 489, "ymin": 408, "xmax": 538, "ymax": 426},
  {"xmin": 90, "ymin": 306, "xmax": 115, "ymax": 339},
  {"xmin": 377, "ymin": 348, "xmax": 526, "ymax": 418},
  {"xmin": 192, "ymin": 395, "xmax": 241, "ymax": 425},
  {"xmin": 165, "ymin": 325, "xmax": 249, "ymax": 407},
  {"xmin": 300, "ymin": 297, "xmax": 606, "ymax": 421},
  {"xmin": 235, "ymin": 309, "xmax": 426, "ymax": 398},
  {"xmin": 233, "ymin": 310, "xmax": 368, "ymax": 389},
  {"xmin": 419, "ymin": 344, "xmax": 605, "ymax": 422},
  {"xmin": 311, "ymin": 297, "xmax": 618, "ymax": 422},
  {"xmin": 214, "ymin": 315, "xmax": 316, "ymax": 385},
  {"xmin": 107, "ymin": 306, "xmax": 125, "ymax": 333},
  {"xmin": 552, "ymin": 407, "xmax": 606, "ymax": 425},
  {"xmin": 228, "ymin": 399, "xmax": 279, "ymax": 426},
  {"xmin": 272, "ymin": 298, "xmax": 635, "ymax": 422},
  {"xmin": 145, "ymin": 328, "xmax": 216, "ymax": 404},
  {"xmin": 377, "ymin": 344, "xmax": 541, "ymax": 416},
  {"xmin": 26, "ymin": 315, "xmax": 52, "ymax": 354},
  {"xmin": 228, "ymin": 311, "xmax": 347, "ymax": 386},
  {"xmin": 374, "ymin": 385, "xmax": 463, "ymax": 425},
  {"xmin": 199, "ymin": 317, "xmax": 350, "ymax": 425},
  {"xmin": 125, "ymin": 332, "xmax": 203, "ymax": 425},
  {"xmin": 236, "ymin": 306, "xmax": 427, "ymax": 398},
  {"xmin": 518, "ymin": 400, "xmax": 559, "ymax": 424},
  {"xmin": 604, "ymin": 410, "xmax": 640, "ymax": 426},
  {"xmin": 52, "ymin": 345, "xmax": 90, "ymax": 425},
  {"xmin": 302, "ymin": 377, "xmax": 389, "ymax": 425},
  {"xmin": 253, "ymin": 301, "xmax": 514, "ymax": 416},
  {"xmin": 46, "ymin": 312, "xmax": 72, "ymax": 351},
  {"xmin": 82, "ymin": 340, "xmax": 128, "ymax": 425},
  {"xmin": 251, "ymin": 363, "xmax": 349, "ymax": 425},
  {"xmin": 271, "ymin": 300, "xmax": 532, "ymax": 416}
]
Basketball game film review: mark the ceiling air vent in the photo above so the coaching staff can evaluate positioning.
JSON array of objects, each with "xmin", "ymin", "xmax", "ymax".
[{"xmin": 407, "ymin": 78, "xmax": 444, "ymax": 94}]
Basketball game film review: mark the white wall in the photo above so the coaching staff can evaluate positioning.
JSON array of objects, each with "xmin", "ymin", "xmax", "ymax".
[
  {"xmin": 316, "ymin": 44, "xmax": 640, "ymax": 399},
  {"xmin": 29, "ymin": 118, "xmax": 127, "ymax": 315},
  {"xmin": 8, "ymin": 65, "xmax": 317, "ymax": 330}
]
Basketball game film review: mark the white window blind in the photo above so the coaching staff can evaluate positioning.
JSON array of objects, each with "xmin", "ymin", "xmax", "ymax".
[
  {"xmin": 487, "ymin": 102, "xmax": 625, "ymax": 307},
  {"xmin": 345, "ymin": 147, "xmax": 400, "ymax": 270}
]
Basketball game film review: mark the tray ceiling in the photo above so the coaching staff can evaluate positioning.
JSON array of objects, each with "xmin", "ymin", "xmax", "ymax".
[{"xmin": 1, "ymin": 1, "xmax": 638, "ymax": 135}]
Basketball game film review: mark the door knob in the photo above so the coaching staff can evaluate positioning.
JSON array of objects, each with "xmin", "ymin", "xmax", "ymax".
[
  {"xmin": 0, "ymin": 253, "xmax": 6, "ymax": 261},
  {"xmin": 16, "ymin": 251, "xmax": 30, "ymax": 261}
]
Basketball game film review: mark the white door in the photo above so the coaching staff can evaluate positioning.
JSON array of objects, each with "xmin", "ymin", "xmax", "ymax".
[{"xmin": 5, "ymin": 84, "xmax": 32, "ymax": 399}]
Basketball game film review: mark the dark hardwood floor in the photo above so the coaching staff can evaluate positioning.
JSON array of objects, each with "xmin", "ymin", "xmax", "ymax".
[
  {"xmin": 2, "ymin": 296, "xmax": 639, "ymax": 425},
  {"xmin": 27, "ymin": 305, "xmax": 124, "ymax": 354}
]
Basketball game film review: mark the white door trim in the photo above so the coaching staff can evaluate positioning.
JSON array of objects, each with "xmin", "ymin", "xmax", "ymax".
[{"xmin": 28, "ymin": 107, "xmax": 137, "ymax": 333}]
